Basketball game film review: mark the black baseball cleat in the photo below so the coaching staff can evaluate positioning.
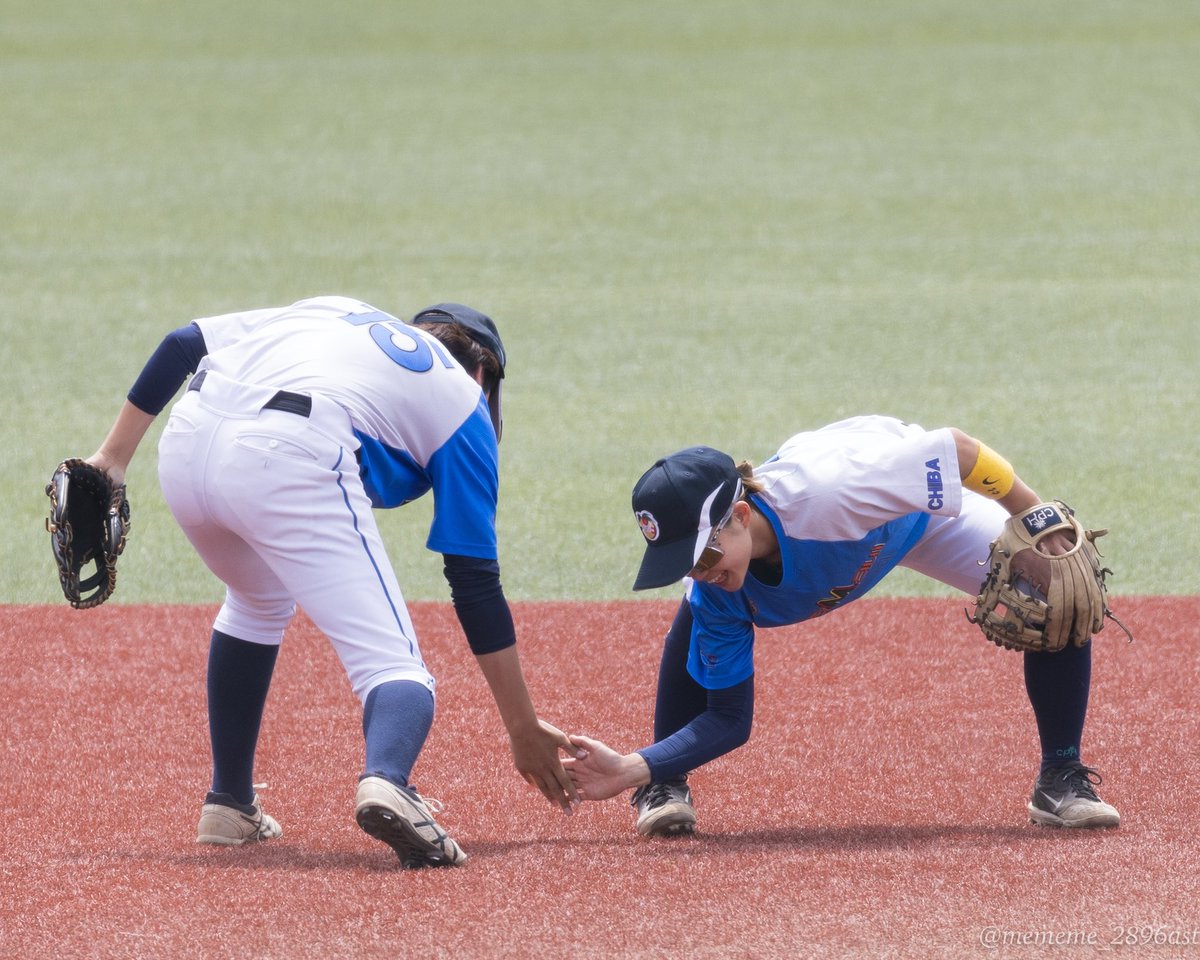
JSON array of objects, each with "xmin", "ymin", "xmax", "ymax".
[
  {"xmin": 631, "ymin": 778, "xmax": 697, "ymax": 836},
  {"xmin": 1027, "ymin": 762, "xmax": 1120, "ymax": 829}
]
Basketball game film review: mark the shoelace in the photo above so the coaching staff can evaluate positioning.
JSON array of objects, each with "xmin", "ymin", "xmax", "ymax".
[
  {"xmin": 1054, "ymin": 764, "xmax": 1103, "ymax": 801},
  {"xmin": 405, "ymin": 790, "xmax": 455, "ymax": 858},
  {"xmin": 402, "ymin": 785, "xmax": 445, "ymax": 815},
  {"xmin": 415, "ymin": 794, "xmax": 446, "ymax": 815},
  {"xmin": 635, "ymin": 781, "xmax": 685, "ymax": 810}
]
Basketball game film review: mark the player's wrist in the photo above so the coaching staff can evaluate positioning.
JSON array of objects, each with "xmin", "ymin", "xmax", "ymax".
[
  {"xmin": 624, "ymin": 752, "xmax": 652, "ymax": 789},
  {"xmin": 963, "ymin": 441, "xmax": 1015, "ymax": 499},
  {"xmin": 504, "ymin": 716, "xmax": 543, "ymax": 741}
]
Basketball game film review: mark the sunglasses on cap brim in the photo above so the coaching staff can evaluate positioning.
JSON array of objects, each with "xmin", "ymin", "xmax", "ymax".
[{"xmin": 687, "ymin": 481, "xmax": 742, "ymax": 577}]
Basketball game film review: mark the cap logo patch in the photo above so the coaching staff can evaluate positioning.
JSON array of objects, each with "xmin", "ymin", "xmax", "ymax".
[{"xmin": 636, "ymin": 511, "xmax": 660, "ymax": 542}]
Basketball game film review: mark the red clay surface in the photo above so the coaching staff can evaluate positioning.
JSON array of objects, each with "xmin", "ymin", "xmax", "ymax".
[{"xmin": 1, "ymin": 597, "xmax": 1196, "ymax": 959}]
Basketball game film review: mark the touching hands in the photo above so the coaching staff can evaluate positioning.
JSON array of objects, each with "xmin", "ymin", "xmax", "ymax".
[
  {"xmin": 509, "ymin": 719, "xmax": 585, "ymax": 815},
  {"xmin": 562, "ymin": 735, "xmax": 650, "ymax": 803}
]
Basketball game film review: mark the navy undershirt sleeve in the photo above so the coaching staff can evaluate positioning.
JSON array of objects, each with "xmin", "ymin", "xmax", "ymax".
[
  {"xmin": 443, "ymin": 553, "xmax": 517, "ymax": 655},
  {"xmin": 126, "ymin": 323, "xmax": 208, "ymax": 415},
  {"xmin": 636, "ymin": 675, "xmax": 755, "ymax": 781}
]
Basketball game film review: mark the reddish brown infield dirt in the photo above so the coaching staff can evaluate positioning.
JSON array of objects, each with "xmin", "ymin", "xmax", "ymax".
[{"xmin": 1, "ymin": 597, "xmax": 1197, "ymax": 959}]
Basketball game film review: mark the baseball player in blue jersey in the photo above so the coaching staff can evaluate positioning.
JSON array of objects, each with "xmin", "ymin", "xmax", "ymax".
[
  {"xmin": 565, "ymin": 416, "xmax": 1121, "ymax": 834},
  {"xmin": 85, "ymin": 295, "xmax": 579, "ymax": 867}
]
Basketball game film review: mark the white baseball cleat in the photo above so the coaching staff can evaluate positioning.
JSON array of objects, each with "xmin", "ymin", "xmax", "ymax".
[
  {"xmin": 196, "ymin": 793, "xmax": 282, "ymax": 845},
  {"xmin": 354, "ymin": 776, "xmax": 468, "ymax": 867}
]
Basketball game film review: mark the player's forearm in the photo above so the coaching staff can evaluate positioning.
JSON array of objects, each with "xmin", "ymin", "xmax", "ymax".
[
  {"xmin": 952, "ymin": 429, "xmax": 1043, "ymax": 516},
  {"xmin": 473, "ymin": 645, "xmax": 541, "ymax": 735},
  {"xmin": 90, "ymin": 400, "xmax": 157, "ymax": 481},
  {"xmin": 635, "ymin": 676, "xmax": 755, "ymax": 781},
  {"xmin": 443, "ymin": 554, "xmax": 517, "ymax": 654}
]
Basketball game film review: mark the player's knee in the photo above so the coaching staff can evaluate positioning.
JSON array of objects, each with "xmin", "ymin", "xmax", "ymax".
[
  {"xmin": 215, "ymin": 594, "xmax": 295, "ymax": 644},
  {"xmin": 351, "ymin": 666, "xmax": 436, "ymax": 704}
]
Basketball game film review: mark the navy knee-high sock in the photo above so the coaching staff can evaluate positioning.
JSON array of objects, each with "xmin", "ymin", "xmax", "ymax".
[
  {"xmin": 207, "ymin": 630, "xmax": 279, "ymax": 805},
  {"xmin": 362, "ymin": 680, "xmax": 435, "ymax": 789},
  {"xmin": 652, "ymin": 600, "xmax": 707, "ymax": 745},
  {"xmin": 1023, "ymin": 640, "xmax": 1092, "ymax": 771}
]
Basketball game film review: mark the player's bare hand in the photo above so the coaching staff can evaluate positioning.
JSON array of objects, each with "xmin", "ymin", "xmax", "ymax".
[
  {"xmin": 85, "ymin": 451, "xmax": 125, "ymax": 488},
  {"xmin": 509, "ymin": 719, "xmax": 584, "ymax": 815},
  {"xmin": 1038, "ymin": 528, "xmax": 1074, "ymax": 556},
  {"xmin": 562, "ymin": 735, "xmax": 649, "ymax": 802}
]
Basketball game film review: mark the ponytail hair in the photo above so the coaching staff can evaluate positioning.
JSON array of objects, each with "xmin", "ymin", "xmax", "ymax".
[{"xmin": 736, "ymin": 460, "xmax": 767, "ymax": 497}]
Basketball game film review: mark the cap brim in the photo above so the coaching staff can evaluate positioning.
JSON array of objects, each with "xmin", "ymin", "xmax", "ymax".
[{"xmin": 632, "ymin": 535, "xmax": 698, "ymax": 591}]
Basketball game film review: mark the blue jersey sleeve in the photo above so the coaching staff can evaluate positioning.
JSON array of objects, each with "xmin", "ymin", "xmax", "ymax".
[
  {"xmin": 685, "ymin": 582, "xmax": 757, "ymax": 689},
  {"xmin": 355, "ymin": 438, "xmax": 432, "ymax": 508},
  {"xmin": 353, "ymin": 399, "xmax": 499, "ymax": 558},
  {"xmin": 425, "ymin": 400, "xmax": 500, "ymax": 559}
]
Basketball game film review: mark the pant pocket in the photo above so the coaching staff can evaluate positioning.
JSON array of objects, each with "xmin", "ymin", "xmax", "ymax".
[{"xmin": 233, "ymin": 431, "xmax": 319, "ymax": 462}]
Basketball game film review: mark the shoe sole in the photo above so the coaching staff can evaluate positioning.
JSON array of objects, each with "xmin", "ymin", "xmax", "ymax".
[
  {"xmin": 355, "ymin": 804, "xmax": 463, "ymax": 868},
  {"xmin": 197, "ymin": 833, "xmax": 254, "ymax": 846},
  {"xmin": 637, "ymin": 807, "xmax": 698, "ymax": 838},
  {"xmin": 641, "ymin": 821, "xmax": 697, "ymax": 837},
  {"xmin": 1027, "ymin": 805, "xmax": 1120, "ymax": 829}
]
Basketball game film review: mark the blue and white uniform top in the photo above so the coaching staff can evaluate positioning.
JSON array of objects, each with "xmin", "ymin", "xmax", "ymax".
[
  {"xmin": 192, "ymin": 295, "xmax": 499, "ymax": 559},
  {"xmin": 685, "ymin": 416, "xmax": 961, "ymax": 689}
]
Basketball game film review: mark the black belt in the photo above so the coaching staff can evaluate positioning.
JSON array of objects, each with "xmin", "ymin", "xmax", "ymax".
[{"xmin": 187, "ymin": 369, "xmax": 312, "ymax": 418}]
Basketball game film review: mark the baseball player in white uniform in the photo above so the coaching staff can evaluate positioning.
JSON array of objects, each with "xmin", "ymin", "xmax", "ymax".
[
  {"xmin": 565, "ymin": 416, "xmax": 1120, "ymax": 834},
  {"xmin": 86, "ymin": 295, "xmax": 579, "ymax": 867}
]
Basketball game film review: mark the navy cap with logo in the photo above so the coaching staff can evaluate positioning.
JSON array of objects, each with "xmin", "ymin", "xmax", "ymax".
[
  {"xmin": 411, "ymin": 303, "xmax": 506, "ymax": 440},
  {"xmin": 631, "ymin": 446, "xmax": 742, "ymax": 591}
]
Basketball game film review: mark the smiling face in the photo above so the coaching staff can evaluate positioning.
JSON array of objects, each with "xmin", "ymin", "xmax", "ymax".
[{"xmin": 687, "ymin": 501, "xmax": 756, "ymax": 591}]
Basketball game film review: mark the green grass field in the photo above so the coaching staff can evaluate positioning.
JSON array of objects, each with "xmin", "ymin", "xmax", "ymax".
[{"xmin": 3, "ymin": 1, "xmax": 1196, "ymax": 602}]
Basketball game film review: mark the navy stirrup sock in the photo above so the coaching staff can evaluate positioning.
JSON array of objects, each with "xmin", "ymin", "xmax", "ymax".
[
  {"xmin": 207, "ymin": 630, "xmax": 279, "ymax": 805},
  {"xmin": 362, "ymin": 680, "xmax": 435, "ymax": 788},
  {"xmin": 1024, "ymin": 640, "xmax": 1093, "ymax": 772}
]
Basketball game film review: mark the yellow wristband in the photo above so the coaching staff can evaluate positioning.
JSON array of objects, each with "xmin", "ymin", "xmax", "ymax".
[{"xmin": 963, "ymin": 442, "xmax": 1015, "ymax": 499}]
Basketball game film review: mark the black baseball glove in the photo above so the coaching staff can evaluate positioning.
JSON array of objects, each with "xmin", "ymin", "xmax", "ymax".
[{"xmin": 45, "ymin": 458, "xmax": 131, "ymax": 609}]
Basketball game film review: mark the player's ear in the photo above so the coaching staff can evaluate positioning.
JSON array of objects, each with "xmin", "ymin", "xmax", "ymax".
[{"xmin": 732, "ymin": 500, "xmax": 753, "ymax": 527}]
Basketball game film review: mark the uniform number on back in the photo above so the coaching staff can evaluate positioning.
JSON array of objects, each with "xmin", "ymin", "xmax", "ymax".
[{"xmin": 341, "ymin": 309, "xmax": 456, "ymax": 373}]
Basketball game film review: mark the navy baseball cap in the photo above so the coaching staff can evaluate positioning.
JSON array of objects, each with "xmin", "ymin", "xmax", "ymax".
[
  {"xmin": 631, "ymin": 446, "xmax": 742, "ymax": 591},
  {"xmin": 412, "ymin": 303, "xmax": 506, "ymax": 440}
]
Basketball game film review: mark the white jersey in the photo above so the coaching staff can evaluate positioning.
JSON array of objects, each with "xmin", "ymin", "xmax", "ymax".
[
  {"xmin": 755, "ymin": 415, "xmax": 962, "ymax": 541},
  {"xmin": 193, "ymin": 295, "xmax": 499, "ymax": 558},
  {"xmin": 686, "ymin": 416, "xmax": 966, "ymax": 688}
]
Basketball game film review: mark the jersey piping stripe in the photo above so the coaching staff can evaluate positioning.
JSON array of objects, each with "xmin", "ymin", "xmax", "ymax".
[{"xmin": 332, "ymin": 448, "xmax": 419, "ymax": 661}]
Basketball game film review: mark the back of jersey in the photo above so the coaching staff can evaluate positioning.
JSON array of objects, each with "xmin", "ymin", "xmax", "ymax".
[{"xmin": 194, "ymin": 296, "xmax": 490, "ymax": 467}]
